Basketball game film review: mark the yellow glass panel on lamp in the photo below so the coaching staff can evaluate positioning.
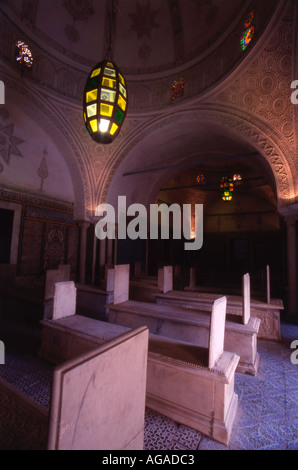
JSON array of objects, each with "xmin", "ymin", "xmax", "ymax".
[
  {"xmin": 107, "ymin": 62, "xmax": 114, "ymax": 68},
  {"xmin": 87, "ymin": 103, "xmax": 97, "ymax": 117},
  {"xmin": 86, "ymin": 89, "xmax": 98, "ymax": 103},
  {"xmin": 118, "ymin": 73, "xmax": 125, "ymax": 85},
  {"xmin": 102, "ymin": 77, "xmax": 116, "ymax": 89},
  {"xmin": 90, "ymin": 67, "xmax": 101, "ymax": 78},
  {"xmin": 119, "ymin": 83, "xmax": 127, "ymax": 98},
  {"xmin": 99, "ymin": 119, "xmax": 110, "ymax": 133},
  {"xmin": 104, "ymin": 67, "xmax": 116, "ymax": 77},
  {"xmin": 110, "ymin": 123, "xmax": 118, "ymax": 135},
  {"xmin": 89, "ymin": 119, "xmax": 98, "ymax": 133},
  {"xmin": 100, "ymin": 103, "xmax": 113, "ymax": 117},
  {"xmin": 83, "ymin": 112, "xmax": 86, "ymax": 122},
  {"xmin": 118, "ymin": 95, "xmax": 126, "ymax": 111}
]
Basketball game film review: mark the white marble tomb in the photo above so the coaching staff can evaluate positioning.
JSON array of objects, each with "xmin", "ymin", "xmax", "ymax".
[{"xmin": 108, "ymin": 268, "xmax": 260, "ymax": 375}]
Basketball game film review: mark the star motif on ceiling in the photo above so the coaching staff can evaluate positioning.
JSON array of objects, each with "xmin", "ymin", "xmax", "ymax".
[
  {"xmin": 129, "ymin": 1, "xmax": 160, "ymax": 40},
  {"xmin": 0, "ymin": 124, "xmax": 24, "ymax": 165}
]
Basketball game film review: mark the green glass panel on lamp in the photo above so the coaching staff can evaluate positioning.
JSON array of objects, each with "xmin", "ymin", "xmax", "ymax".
[{"xmin": 115, "ymin": 108, "xmax": 124, "ymax": 124}]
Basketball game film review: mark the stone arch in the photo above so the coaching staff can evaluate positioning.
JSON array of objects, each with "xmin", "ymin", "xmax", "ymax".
[{"xmin": 103, "ymin": 107, "xmax": 296, "ymax": 212}]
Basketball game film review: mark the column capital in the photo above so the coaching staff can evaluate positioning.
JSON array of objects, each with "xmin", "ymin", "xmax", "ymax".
[{"xmin": 279, "ymin": 203, "xmax": 298, "ymax": 223}]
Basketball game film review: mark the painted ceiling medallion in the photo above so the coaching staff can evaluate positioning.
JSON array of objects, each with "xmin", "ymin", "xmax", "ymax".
[
  {"xmin": 62, "ymin": 0, "xmax": 95, "ymax": 22},
  {"xmin": 129, "ymin": 1, "xmax": 160, "ymax": 39},
  {"xmin": 64, "ymin": 24, "xmax": 80, "ymax": 43}
]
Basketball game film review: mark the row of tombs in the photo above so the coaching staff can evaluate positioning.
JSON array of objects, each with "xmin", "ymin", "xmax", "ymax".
[{"xmin": 3, "ymin": 262, "xmax": 284, "ymax": 449}]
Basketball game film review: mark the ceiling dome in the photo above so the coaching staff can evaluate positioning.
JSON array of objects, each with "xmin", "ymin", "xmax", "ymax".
[
  {"xmin": 0, "ymin": 0, "xmax": 280, "ymax": 108},
  {"xmin": 18, "ymin": 0, "xmax": 256, "ymax": 74}
]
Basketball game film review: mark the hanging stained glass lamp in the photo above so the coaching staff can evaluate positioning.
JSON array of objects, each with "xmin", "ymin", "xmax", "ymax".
[
  {"xmin": 83, "ymin": 59, "xmax": 128, "ymax": 144},
  {"xmin": 83, "ymin": 0, "xmax": 127, "ymax": 144},
  {"xmin": 220, "ymin": 176, "xmax": 234, "ymax": 202}
]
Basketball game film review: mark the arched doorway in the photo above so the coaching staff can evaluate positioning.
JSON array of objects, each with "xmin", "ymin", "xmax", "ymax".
[{"xmin": 105, "ymin": 108, "xmax": 292, "ymax": 315}]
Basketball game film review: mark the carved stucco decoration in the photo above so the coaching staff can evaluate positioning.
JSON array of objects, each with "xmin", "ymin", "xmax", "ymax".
[
  {"xmin": 62, "ymin": 0, "xmax": 95, "ymax": 23},
  {"xmin": 96, "ymin": 0, "xmax": 297, "ymax": 211},
  {"xmin": 207, "ymin": 0, "xmax": 297, "ymax": 202},
  {"xmin": 0, "ymin": 0, "xmax": 295, "ymax": 219},
  {"xmin": 215, "ymin": 5, "xmax": 295, "ymax": 143}
]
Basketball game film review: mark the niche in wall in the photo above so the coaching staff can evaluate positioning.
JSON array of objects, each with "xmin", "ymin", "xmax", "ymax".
[
  {"xmin": 0, "ymin": 209, "xmax": 14, "ymax": 263},
  {"xmin": 0, "ymin": 201, "xmax": 22, "ymax": 265}
]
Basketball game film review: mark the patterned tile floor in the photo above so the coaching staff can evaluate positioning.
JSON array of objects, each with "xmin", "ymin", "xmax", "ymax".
[{"xmin": 0, "ymin": 321, "xmax": 297, "ymax": 450}]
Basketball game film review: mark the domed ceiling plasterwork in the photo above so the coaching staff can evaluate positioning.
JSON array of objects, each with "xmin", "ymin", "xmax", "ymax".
[
  {"xmin": 0, "ymin": 0, "xmax": 280, "ymax": 110},
  {"xmin": 3, "ymin": 0, "xmax": 255, "ymax": 73},
  {"xmin": 0, "ymin": 0, "xmax": 296, "ymax": 221}
]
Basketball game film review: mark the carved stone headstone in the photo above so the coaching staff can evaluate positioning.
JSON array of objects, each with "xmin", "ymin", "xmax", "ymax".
[
  {"xmin": 242, "ymin": 273, "xmax": 251, "ymax": 325},
  {"xmin": 208, "ymin": 296, "xmax": 227, "ymax": 369},
  {"xmin": 163, "ymin": 266, "xmax": 173, "ymax": 294},
  {"xmin": 113, "ymin": 264, "xmax": 130, "ymax": 304},
  {"xmin": 106, "ymin": 268, "xmax": 115, "ymax": 293},
  {"xmin": 52, "ymin": 282, "xmax": 77, "ymax": 320}
]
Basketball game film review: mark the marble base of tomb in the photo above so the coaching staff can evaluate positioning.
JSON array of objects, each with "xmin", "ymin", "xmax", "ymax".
[
  {"xmin": 172, "ymin": 289, "xmax": 282, "ymax": 341},
  {"xmin": 39, "ymin": 315, "xmax": 131, "ymax": 363},
  {"xmin": 147, "ymin": 335, "xmax": 239, "ymax": 446},
  {"xmin": 39, "ymin": 308, "xmax": 239, "ymax": 445},
  {"xmin": 107, "ymin": 300, "xmax": 260, "ymax": 376},
  {"xmin": 130, "ymin": 280, "xmax": 162, "ymax": 303}
]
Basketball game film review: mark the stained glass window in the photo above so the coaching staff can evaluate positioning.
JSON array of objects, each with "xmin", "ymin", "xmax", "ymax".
[
  {"xmin": 233, "ymin": 174, "xmax": 242, "ymax": 186},
  {"xmin": 240, "ymin": 11, "xmax": 255, "ymax": 51},
  {"xmin": 170, "ymin": 79, "xmax": 184, "ymax": 101},
  {"xmin": 15, "ymin": 40, "xmax": 33, "ymax": 69},
  {"xmin": 197, "ymin": 173, "xmax": 205, "ymax": 185},
  {"xmin": 233, "ymin": 174, "xmax": 242, "ymax": 181},
  {"xmin": 220, "ymin": 176, "xmax": 234, "ymax": 202}
]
